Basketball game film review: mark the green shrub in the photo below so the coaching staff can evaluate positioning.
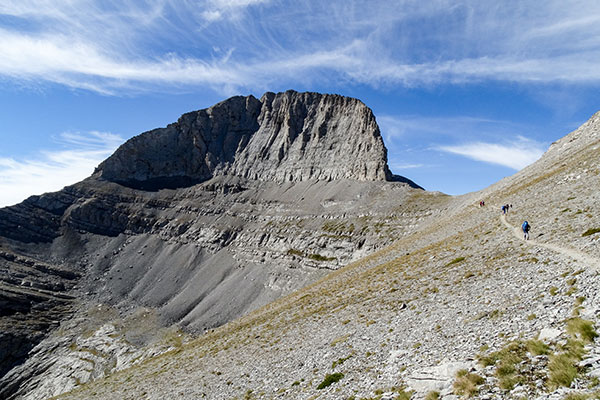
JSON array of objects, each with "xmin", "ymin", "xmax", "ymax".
[
  {"xmin": 332, "ymin": 354, "xmax": 352, "ymax": 368},
  {"xmin": 548, "ymin": 353, "xmax": 578, "ymax": 389},
  {"xmin": 567, "ymin": 318, "xmax": 598, "ymax": 343},
  {"xmin": 478, "ymin": 341, "xmax": 526, "ymax": 390},
  {"xmin": 562, "ymin": 338, "xmax": 586, "ymax": 360},
  {"xmin": 582, "ymin": 228, "xmax": 600, "ymax": 237},
  {"xmin": 425, "ymin": 391, "xmax": 440, "ymax": 400},
  {"xmin": 526, "ymin": 339, "xmax": 549, "ymax": 356},
  {"xmin": 317, "ymin": 373, "xmax": 344, "ymax": 389},
  {"xmin": 453, "ymin": 369, "xmax": 484, "ymax": 397},
  {"xmin": 394, "ymin": 389, "xmax": 414, "ymax": 400},
  {"xmin": 563, "ymin": 393, "xmax": 591, "ymax": 400},
  {"xmin": 446, "ymin": 257, "xmax": 466, "ymax": 267},
  {"xmin": 309, "ymin": 253, "xmax": 336, "ymax": 262}
]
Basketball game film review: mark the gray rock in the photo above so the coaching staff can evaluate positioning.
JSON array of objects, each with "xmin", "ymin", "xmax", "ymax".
[
  {"xmin": 538, "ymin": 328, "xmax": 562, "ymax": 342},
  {"xmin": 407, "ymin": 361, "xmax": 473, "ymax": 393},
  {"xmin": 96, "ymin": 90, "xmax": 419, "ymax": 190}
]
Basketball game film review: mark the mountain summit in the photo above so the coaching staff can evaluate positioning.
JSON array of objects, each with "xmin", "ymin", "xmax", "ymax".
[{"xmin": 97, "ymin": 90, "xmax": 413, "ymax": 190}]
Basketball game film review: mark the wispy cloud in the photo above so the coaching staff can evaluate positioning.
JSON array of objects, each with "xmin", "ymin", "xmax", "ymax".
[
  {"xmin": 1, "ymin": 1, "xmax": 600, "ymax": 94},
  {"xmin": 389, "ymin": 162, "xmax": 425, "ymax": 170},
  {"xmin": 438, "ymin": 137, "xmax": 546, "ymax": 170},
  {"xmin": 200, "ymin": 0, "xmax": 271, "ymax": 21},
  {"xmin": 377, "ymin": 114, "xmax": 509, "ymax": 143},
  {"xmin": 0, "ymin": 132, "xmax": 123, "ymax": 207}
]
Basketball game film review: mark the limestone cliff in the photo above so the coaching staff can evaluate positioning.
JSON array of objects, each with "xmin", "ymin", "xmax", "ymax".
[{"xmin": 97, "ymin": 91, "xmax": 398, "ymax": 189}]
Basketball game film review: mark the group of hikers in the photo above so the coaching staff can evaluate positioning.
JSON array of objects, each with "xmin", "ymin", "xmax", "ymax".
[{"xmin": 478, "ymin": 200, "xmax": 531, "ymax": 240}]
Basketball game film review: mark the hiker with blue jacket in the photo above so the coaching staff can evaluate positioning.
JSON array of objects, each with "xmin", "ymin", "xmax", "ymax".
[{"xmin": 522, "ymin": 221, "xmax": 530, "ymax": 240}]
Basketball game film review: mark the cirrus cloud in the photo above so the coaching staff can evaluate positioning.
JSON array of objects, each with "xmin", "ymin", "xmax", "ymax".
[
  {"xmin": 438, "ymin": 137, "xmax": 546, "ymax": 170},
  {"xmin": 1, "ymin": 1, "xmax": 600, "ymax": 94}
]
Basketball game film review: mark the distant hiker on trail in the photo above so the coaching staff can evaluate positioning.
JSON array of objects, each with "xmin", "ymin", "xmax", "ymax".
[
  {"xmin": 522, "ymin": 221, "xmax": 530, "ymax": 240},
  {"xmin": 502, "ymin": 205, "xmax": 507, "ymax": 214}
]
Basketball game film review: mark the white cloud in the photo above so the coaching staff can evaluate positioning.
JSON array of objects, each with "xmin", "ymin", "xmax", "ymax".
[
  {"xmin": 438, "ymin": 137, "xmax": 546, "ymax": 170},
  {"xmin": 1, "ymin": 1, "xmax": 600, "ymax": 93},
  {"xmin": 389, "ymin": 162, "xmax": 424, "ymax": 170},
  {"xmin": 0, "ymin": 29, "xmax": 252, "ymax": 94},
  {"xmin": 0, "ymin": 132, "xmax": 123, "ymax": 207},
  {"xmin": 201, "ymin": 0, "xmax": 270, "ymax": 21}
]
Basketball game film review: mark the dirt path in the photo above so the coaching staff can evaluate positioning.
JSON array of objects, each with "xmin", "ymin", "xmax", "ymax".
[{"xmin": 500, "ymin": 214, "xmax": 600, "ymax": 270}]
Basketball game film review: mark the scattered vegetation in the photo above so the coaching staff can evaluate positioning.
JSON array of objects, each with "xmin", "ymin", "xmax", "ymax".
[
  {"xmin": 575, "ymin": 296, "xmax": 586, "ymax": 307},
  {"xmin": 582, "ymin": 228, "xmax": 600, "ymax": 237},
  {"xmin": 564, "ymin": 393, "xmax": 594, "ymax": 400},
  {"xmin": 446, "ymin": 256, "xmax": 466, "ymax": 267},
  {"xmin": 287, "ymin": 248, "xmax": 303, "ymax": 256},
  {"xmin": 547, "ymin": 353, "xmax": 578, "ymax": 389},
  {"xmin": 546, "ymin": 319, "xmax": 595, "ymax": 390},
  {"xmin": 316, "ymin": 373, "xmax": 344, "ymax": 389},
  {"xmin": 393, "ymin": 389, "xmax": 414, "ymax": 400},
  {"xmin": 309, "ymin": 253, "xmax": 336, "ymax": 262},
  {"xmin": 287, "ymin": 249, "xmax": 336, "ymax": 262},
  {"xmin": 478, "ymin": 341, "xmax": 526, "ymax": 390},
  {"xmin": 332, "ymin": 354, "xmax": 353, "ymax": 368},
  {"xmin": 526, "ymin": 339, "xmax": 550, "ymax": 356},
  {"xmin": 425, "ymin": 391, "xmax": 440, "ymax": 400},
  {"xmin": 566, "ymin": 318, "xmax": 598, "ymax": 343},
  {"xmin": 549, "ymin": 286, "xmax": 559, "ymax": 296},
  {"xmin": 453, "ymin": 369, "xmax": 484, "ymax": 397}
]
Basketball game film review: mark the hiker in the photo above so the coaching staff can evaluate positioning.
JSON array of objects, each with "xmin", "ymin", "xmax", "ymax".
[
  {"xmin": 502, "ymin": 205, "xmax": 507, "ymax": 214},
  {"xmin": 522, "ymin": 221, "xmax": 530, "ymax": 240}
]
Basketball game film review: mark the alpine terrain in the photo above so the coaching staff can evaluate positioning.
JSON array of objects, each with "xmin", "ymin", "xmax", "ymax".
[
  {"xmin": 0, "ymin": 90, "xmax": 430, "ymax": 399},
  {"xmin": 1, "ymin": 91, "xmax": 600, "ymax": 400}
]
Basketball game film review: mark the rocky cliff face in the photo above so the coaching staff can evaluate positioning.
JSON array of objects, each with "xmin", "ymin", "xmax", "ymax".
[
  {"xmin": 0, "ymin": 91, "xmax": 430, "ymax": 399},
  {"xmin": 97, "ymin": 91, "xmax": 396, "ymax": 190}
]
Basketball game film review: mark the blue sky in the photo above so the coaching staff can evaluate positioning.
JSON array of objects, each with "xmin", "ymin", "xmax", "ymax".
[{"xmin": 1, "ymin": 1, "xmax": 600, "ymax": 206}]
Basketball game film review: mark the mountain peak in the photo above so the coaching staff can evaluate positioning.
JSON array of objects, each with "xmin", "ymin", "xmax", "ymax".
[{"xmin": 96, "ymin": 91, "xmax": 403, "ymax": 190}]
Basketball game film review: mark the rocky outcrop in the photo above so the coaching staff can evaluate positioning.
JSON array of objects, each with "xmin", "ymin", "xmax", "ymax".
[{"xmin": 96, "ymin": 91, "xmax": 401, "ymax": 190}]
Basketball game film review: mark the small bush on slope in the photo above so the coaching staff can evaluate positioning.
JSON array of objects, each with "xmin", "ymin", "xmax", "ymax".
[{"xmin": 316, "ymin": 372, "xmax": 344, "ymax": 389}]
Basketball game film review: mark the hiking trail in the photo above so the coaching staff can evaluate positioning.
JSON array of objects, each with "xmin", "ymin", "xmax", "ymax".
[{"xmin": 500, "ymin": 214, "xmax": 600, "ymax": 270}]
